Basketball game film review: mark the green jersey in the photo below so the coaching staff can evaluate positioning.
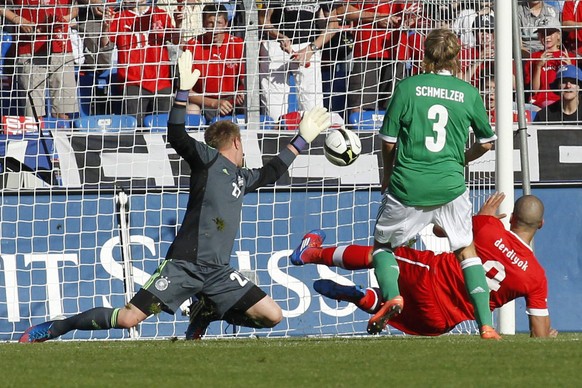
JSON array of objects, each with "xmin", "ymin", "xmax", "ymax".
[{"xmin": 380, "ymin": 72, "xmax": 496, "ymax": 206}]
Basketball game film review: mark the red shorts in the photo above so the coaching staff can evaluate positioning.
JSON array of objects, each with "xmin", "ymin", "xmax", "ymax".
[{"xmin": 389, "ymin": 247, "xmax": 458, "ymax": 336}]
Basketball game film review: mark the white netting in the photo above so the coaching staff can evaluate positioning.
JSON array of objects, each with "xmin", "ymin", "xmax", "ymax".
[{"xmin": 0, "ymin": 0, "xmax": 535, "ymax": 341}]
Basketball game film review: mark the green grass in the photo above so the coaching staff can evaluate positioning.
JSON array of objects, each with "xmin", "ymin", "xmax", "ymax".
[{"xmin": 2, "ymin": 334, "xmax": 581, "ymax": 387}]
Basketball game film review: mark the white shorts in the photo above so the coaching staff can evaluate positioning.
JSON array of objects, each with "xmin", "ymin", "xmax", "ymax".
[{"xmin": 374, "ymin": 190, "xmax": 473, "ymax": 252}]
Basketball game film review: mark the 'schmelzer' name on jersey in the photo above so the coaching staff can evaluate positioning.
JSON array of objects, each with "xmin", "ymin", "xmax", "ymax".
[{"xmin": 415, "ymin": 86, "xmax": 465, "ymax": 103}]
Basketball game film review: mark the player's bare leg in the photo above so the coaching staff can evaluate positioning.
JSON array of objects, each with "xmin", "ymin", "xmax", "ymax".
[
  {"xmin": 185, "ymin": 295, "xmax": 282, "ymax": 340},
  {"xmin": 243, "ymin": 295, "xmax": 283, "ymax": 328}
]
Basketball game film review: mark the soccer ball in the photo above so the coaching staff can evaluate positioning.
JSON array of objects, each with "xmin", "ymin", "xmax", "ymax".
[{"xmin": 323, "ymin": 127, "xmax": 362, "ymax": 166}]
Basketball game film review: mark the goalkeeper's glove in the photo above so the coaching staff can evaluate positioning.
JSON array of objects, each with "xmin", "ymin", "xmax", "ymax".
[
  {"xmin": 290, "ymin": 107, "xmax": 331, "ymax": 153},
  {"xmin": 176, "ymin": 50, "xmax": 201, "ymax": 102}
]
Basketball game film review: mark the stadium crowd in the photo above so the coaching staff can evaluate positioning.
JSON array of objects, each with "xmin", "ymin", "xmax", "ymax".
[{"xmin": 1, "ymin": 0, "xmax": 582, "ymax": 130}]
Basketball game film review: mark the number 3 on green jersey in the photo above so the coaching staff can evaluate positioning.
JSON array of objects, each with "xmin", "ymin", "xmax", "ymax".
[{"xmin": 378, "ymin": 73, "xmax": 496, "ymax": 206}]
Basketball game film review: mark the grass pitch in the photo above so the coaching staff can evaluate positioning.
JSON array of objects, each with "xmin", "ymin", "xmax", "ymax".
[{"xmin": 2, "ymin": 333, "xmax": 581, "ymax": 387}]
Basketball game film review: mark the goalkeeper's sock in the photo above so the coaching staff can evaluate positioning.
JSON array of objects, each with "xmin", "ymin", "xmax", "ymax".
[
  {"xmin": 461, "ymin": 257, "xmax": 493, "ymax": 327},
  {"xmin": 50, "ymin": 307, "xmax": 122, "ymax": 336},
  {"xmin": 372, "ymin": 248, "xmax": 400, "ymax": 301},
  {"xmin": 320, "ymin": 245, "xmax": 373, "ymax": 270}
]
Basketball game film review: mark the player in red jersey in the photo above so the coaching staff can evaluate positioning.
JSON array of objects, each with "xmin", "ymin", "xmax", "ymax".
[
  {"xmin": 290, "ymin": 193, "xmax": 556, "ymax": 337},
  {"xmin": 184, "ymin": 4, "xmax": 246, "ymax": 123},
  {"xmin": 107, "ymin": 0, "xmax": 179, "ymax": 125}
]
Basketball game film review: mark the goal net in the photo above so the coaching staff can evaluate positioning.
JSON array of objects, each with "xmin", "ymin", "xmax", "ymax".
[{"xmin": 0, "ymin": 0, "xmax": 506, "ymax": 340}]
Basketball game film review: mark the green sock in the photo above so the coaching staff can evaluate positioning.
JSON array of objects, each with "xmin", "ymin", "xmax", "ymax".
[
  {"xmin": 372, "ymin": 249, "xmax": 400, "ymax": 301},
  {"xmin": 461, "ymin": 258, "xmax": 493, "ymax": 327}
]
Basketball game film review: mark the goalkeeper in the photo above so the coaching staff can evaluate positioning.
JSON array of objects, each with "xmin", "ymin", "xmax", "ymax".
[
  {"xmin": 19, "ymin": 50, "xmax": 331, "ymax": 343},
  {"xmin": 290, "ymin": 193, "xmax": 557, "ymax": 338}
]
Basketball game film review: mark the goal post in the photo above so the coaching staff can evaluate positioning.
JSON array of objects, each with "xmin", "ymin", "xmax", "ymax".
[{"xmin": 494, "ymin": 0, "xmax": 517, "ymax": 335}]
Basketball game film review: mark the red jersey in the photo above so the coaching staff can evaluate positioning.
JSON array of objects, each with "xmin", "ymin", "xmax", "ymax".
[
  {"xmin": 185, "ymin": 33, "xmax": 245, "ymax": 99},
  {"xmin": 524, "ymin": 50, "xmax": 576, "ymax": 107},
  {"xmin": 390, "ymin": 215, "xmax": 548, "ymax": 336},
  {"xmin": 349, "ymin": 1, "xmax": 405, "ymax": 59},
  {"xmin": 14, "ymin": 0, "xmax": 74, "ymax": 55},
  {"xmin": 110, "ymin": 6, "xmax": 174, "ymax": 93},
  {"xmin": 562, "ymin": 0, "xmax": 582, "ymax": 47}
]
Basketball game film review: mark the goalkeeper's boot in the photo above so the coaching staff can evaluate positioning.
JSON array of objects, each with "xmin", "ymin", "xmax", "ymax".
[
  {"xmin": 313, "ymin": 279, "xmax": 366, "ymax": 304},
  {"xmin": 480, "ymin": 325, "xmax": 502, "ymax": 340},
  {"xmin": 19, "ymin": 321, "xmax": 56, "ymax": 343},
  {"xmin": 366, "ymin": 295, "xmax": 404, "ymax": 335},
  {"xmin": 289, "ymin": 229, "xmax": 326, "ymax": 265},
  {"xmin": 185, "ymin": 294, "xmax": 220, "ymax": 340}
]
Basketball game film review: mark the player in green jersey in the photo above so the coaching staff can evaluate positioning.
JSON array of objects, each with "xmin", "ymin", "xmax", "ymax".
[{"xmin": 368, "ymin": 28, "xmax": 500, "ymax": 339}]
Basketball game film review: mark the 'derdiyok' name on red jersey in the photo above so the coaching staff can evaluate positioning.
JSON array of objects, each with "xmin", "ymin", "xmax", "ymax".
[{"xmin": 494, "ymin": 238, "xmax": 529, "ymax": 271}]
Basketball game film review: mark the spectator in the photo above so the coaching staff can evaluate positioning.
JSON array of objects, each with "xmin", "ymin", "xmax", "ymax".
[
  {"xmin": 517, "ymin": 1, "xmax": 561, "ymax": 57},
  {"xmin": 524, "ymin": 16, "xmax": 575, "ymax": 108},
  {"xmin": 535, "ymin": 64, "xmax": 582, "ymax": 122},
  {"xmin": 11, "ymin": 0, "xmax": 80, "ymax": 120},
  {"xmin": 105, "ymin": 0, "xmax": 180, "ymax": 126},
  {"xmin": 460, "ymin": 13, "xmax": 495, "ymax": 87},
  {"xmin": 184, "ymin": 4, "xmax": 245, "ymax": 123},
  {"xmin": 452, "ymin": 0, "xmax": 493, "ymax": 48},
  {"xmin": 335, "ymin": 1, "xmax": 409, "ymax": 114},
  {"xmin": 76, "ymin": 0, "xmax": 115, "ymax": 71},
  {"xmin": 158, "ymin": 0, "xmax": 204, "ymax": 43},
  {"xmin": 562, "ymin": 0, "xmax": 582, "ymax": 54},
  {"xmin": 157, "ymin": 0, "xmax": 204, "ymax": 62},
  {"xmin": 0, "ymin": 4, "xmax": 21, "ymax": 25},
  {"xmin": 258, "ymin": 1, "xmax": 337, "ymax": 121},
  {"xmin": 480, "ymin": 70, "xmax": 535, "ymax": 123}
]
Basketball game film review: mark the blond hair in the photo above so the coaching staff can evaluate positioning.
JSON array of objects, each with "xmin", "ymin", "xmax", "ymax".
[
  {"xmin": 204, "ymin": 120, "xmax": 241, "ymax": 150},
  {"xmin": 422, "ymin": 28, "xmax": 461, "ymax": 74}
]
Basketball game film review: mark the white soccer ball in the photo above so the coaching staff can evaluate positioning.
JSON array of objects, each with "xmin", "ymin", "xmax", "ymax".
[{"xmin": 324, "ymin": 127, "xmax": 362, "ymax": 166}]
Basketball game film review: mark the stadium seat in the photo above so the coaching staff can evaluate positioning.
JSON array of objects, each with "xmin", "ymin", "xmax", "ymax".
[
  {"xmin": 43, "ymin": 117, "xmax": 72, "ymax": 129},
  {"xmin": 209, "ymin": 114, "xmax": 275, "ymax": 130},
  {"xmin": 143, "ymin": 113, "xmax": 206, "ymax": 132},
  {"xmin": 73, "ymin": 114, "xmax": 137, "ymax": 132},
  {"xmin": 348, "ymin": 110, "xmax": 386, "ymax": 131}
]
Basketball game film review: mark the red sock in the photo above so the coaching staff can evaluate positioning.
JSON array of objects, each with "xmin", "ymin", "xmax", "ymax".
[
  {"xmin": 320, "ymin": 245, "xmax": 373, "ymax": 269},
  {"xmin": 357, "ymin": 288, "xmax": 381, "ymax": 314}
]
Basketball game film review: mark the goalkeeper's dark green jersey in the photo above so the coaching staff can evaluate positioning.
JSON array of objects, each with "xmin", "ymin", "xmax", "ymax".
[{"xmin": 380, "ymin": 72, "xmax": 497, "ymax": 206}]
